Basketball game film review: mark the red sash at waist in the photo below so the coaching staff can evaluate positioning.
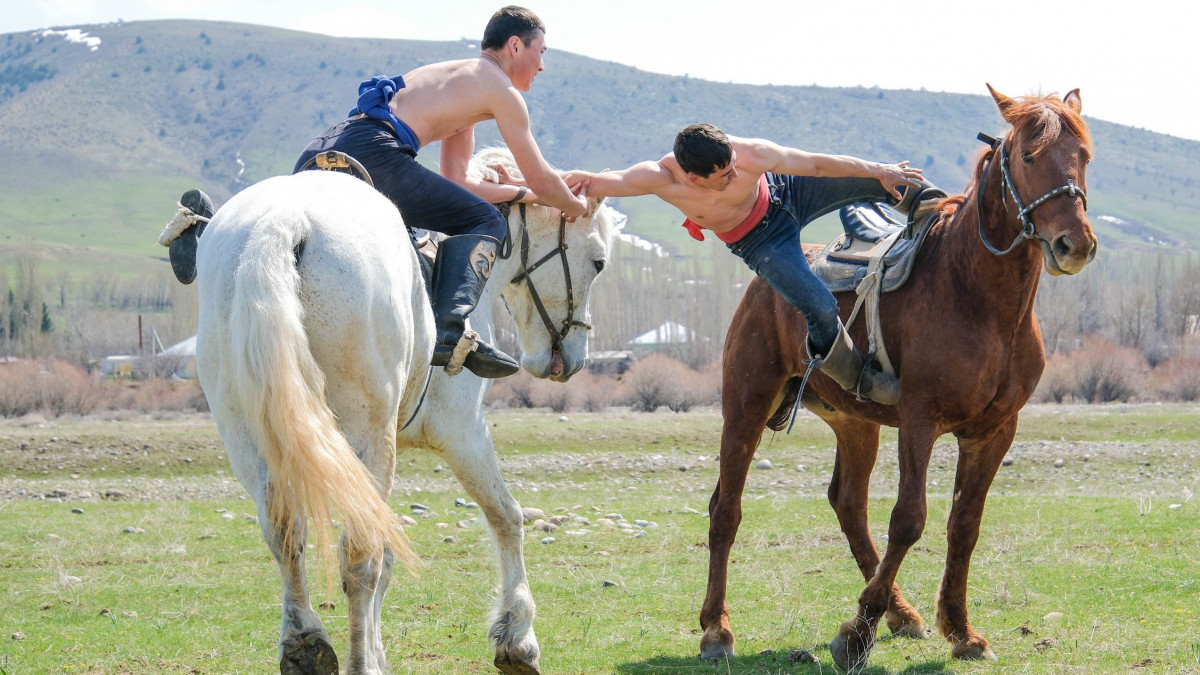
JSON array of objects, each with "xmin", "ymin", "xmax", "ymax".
[{"xmin": 681, "ymin": 174, "xmax": 769, "ymax": 244}]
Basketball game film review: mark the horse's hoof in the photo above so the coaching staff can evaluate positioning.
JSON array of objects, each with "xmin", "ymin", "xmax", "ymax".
[
  {"xmin": 699, "ymin": 642, "xmax": 735, "ymax": 661},
  {"xmin": 830, "ymin": 621, "xmax": 874, "ymax": 672},
  {"xmin": 279, "ymin": 631, "xmax": 338, "ymax": 675},
  {"xmin": 494, "ymin": 651, "xmax": 541, "ymax": 675},
  {"xmin": 699, "ymin": 626, "xmax": 735, "ymax": 661},
  {"xmin": 952, "ymin": 643, "xmax": 997, "ymax": 660},
  {"xmin": 889, "ymin": 620, "xmax": 930, "ymax": 639}
]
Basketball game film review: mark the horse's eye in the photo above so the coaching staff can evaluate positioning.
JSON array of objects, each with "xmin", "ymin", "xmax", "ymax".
[
  {"xmin": 1021, "ymin": 151, "xmax": 1034, "ymax": 164},
  {"xmin": 593, "ymin": 259, "xmax": 606, "ymax": 274}
]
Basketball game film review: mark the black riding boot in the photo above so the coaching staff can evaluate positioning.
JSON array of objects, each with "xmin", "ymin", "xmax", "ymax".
[
  {"xmin": 429, "ymin": 234, "xmax": 520, "ymax": 378},
  {"xmin": 807, "ymin": 320, "xmax": 901, "ymax": 405},
  {"xmin": 168, "ymin": 189, "xmax": 214, "ymax": 284}
]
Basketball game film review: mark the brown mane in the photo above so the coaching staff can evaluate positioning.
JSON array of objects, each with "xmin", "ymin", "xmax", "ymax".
[{"xmin": 938, "ymin": 92, "xmax": 1093, "ymax": 222}]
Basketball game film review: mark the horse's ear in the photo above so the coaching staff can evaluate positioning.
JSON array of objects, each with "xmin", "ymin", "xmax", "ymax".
[
  {"xmin": 1063, "ymin": 88, "xmax": 1082, "ymax": 113},
  {"xmin": 987, "ymin": 83, "xmax": 1016, "ymax": 120}
]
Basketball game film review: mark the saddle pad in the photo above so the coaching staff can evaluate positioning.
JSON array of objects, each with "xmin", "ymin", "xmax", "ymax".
[{"xmin": 811, "ymin": 202, "xmax": 939, "ymax": 295}]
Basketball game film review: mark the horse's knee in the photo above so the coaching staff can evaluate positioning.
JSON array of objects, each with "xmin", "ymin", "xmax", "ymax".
[{"xmin": 887, "ymin": 513, "xmax": 926, "ymax": 548}]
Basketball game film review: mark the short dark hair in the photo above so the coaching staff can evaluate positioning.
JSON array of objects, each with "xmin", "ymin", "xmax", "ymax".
[
  {"xmin": 674, "ymin": 123, "xmax": 732, "ymax": 177},
  {"xmin": 481, "ymin": 6, "xmax": 545, "ymax": 50}
]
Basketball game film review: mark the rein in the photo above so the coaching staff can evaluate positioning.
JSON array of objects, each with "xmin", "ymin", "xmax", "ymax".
[
  {"xmin": 975, "ymin": 132, "xmax": 1087, "ymax": 256},
  {"xmin": 508, "ymin": 202, "xmax": 592, "ymax": 352}
]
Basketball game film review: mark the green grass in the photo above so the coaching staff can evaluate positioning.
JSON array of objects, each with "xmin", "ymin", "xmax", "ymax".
[{"xmin": 1, "ymin": 405, "xmax": 1198, "ymax": 673}]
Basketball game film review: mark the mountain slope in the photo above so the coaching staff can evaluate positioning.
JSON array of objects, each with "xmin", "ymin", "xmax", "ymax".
[{"xmin": 1, "ymin": 20, "xmax": 1196, "ymax": 276}]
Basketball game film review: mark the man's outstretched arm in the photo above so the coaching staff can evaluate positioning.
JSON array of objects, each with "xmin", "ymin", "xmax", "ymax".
[
  {"xmin": 752, "ymin": 139, "xmax": 923, "ymax": 200},
  {"xmin": 562, "ymin": 160, "xmax": 674, "ymax": 199}
]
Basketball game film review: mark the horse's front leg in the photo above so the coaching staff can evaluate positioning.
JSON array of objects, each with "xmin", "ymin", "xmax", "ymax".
[
  {"xmin": 934, "ymin": 418, "xmax": 1017, "ymax": 661},
  {"xmin": 831, "ymin": 423, "xmax": 936, "ymax": 672},
  {"xmin": 435, "ymin": 431, "xmax": 540, "ymax": 675},
  {"xmin": 698, "ymin": 427, "xmax": 760, "ymax": 660},
  {"xmin": 823, "ymin": 417, "xmax": 928, "ymax": 640},
  {"xmin": 700, "ymin": 361, "xmax": 790, "ymax": 660}
]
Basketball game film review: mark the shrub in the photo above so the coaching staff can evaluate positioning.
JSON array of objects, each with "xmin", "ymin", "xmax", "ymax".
[
  {"xmin": 621, "ymin": 354, "xmax": 717, "ymax": 413},
  {"xmin": 1035, "ymin": 352, "xmax": 1076, "ymax": 403},
  {"xmin": 569, "ymin": 372, "xmax": 617, "ymax": 413},
  {"xmin": 39, "ymin": 361, "xmax": 103, "ymax": 416},
  {"xmin": 1069, "ymin": 338, "xmax": 1147, "ymax": 403},
  {"xmin": 501, "ymin": 372, "xmax": 540, "ymax": 409},
  {"xmin": 1152, "ymin": 357, "xmax": 1200, "ymax": 402},
  {"xmin": 0, "ymin": 360, "xmax": 106, "ymax": 418},
  {"xmin": 100, "ymin": 377, "xmax": 206, "ymax": 414},
  {"xmin": 530, "ymin": 376, "xmax": 573, "ymax": 413},
  {"xmin": 0, "ymin": 360, "xmax": 41, "ymax": 417}
]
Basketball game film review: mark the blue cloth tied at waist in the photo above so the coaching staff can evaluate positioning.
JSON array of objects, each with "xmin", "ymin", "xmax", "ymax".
[{"xmin": 348, "ymin": 75, "xmax": 422, "ymax": 152}]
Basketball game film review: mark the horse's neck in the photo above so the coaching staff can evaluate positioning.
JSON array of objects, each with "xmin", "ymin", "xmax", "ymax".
[{"xmin": 941, "ymin": 180, "xmax": 1044, "ymax": 316}]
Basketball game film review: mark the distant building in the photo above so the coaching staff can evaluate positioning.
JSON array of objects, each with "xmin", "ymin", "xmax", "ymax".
[
  {"xmin": 100, "ymin": 335, "xmax": 197, "ymax": 380},
  {"xmin": 629, "ymin": 322, "xmax": 695, "ymax": 349},
  {"xmin": 588, "ymin": 350, "xmax": 635, "ymax": 375}
]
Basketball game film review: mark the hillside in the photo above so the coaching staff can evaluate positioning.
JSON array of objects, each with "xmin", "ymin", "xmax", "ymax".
[{"xmin": 1, "ymin": 19, "xmax": 1197, "ymax": 277}]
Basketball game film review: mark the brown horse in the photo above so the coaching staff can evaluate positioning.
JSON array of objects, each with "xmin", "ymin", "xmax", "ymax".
[{"xmin": 699, "ymin": 85, "xmax": 1095, "ymax": 670}]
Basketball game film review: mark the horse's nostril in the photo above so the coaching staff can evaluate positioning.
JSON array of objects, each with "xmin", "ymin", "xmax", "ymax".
[{"xmin": 1052, "ymin": 234, "xmax": 1073, "ymax": 258}]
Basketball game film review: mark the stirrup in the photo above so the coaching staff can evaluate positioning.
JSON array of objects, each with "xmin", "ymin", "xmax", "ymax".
[{"xmin": 444, "ymin": 330, "xmax": 479, "ymax": 376}]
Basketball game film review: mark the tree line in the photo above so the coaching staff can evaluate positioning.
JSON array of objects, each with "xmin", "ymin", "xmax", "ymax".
[{"xmin": 1, "ymin": 242, "xmax": 1197, "ymax": 403}]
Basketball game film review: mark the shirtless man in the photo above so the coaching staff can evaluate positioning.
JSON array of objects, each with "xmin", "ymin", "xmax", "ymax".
[
  {"xmin": 566, "ymin": 123, "xmax": 930, "ymax": 404},
  {"xmin": 165, "ymin": 6, "xmax": 585, "ymax": 379}
]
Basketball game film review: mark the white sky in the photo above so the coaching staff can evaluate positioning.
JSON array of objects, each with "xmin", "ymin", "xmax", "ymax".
[{"xmin": 4, "ymin": 0, "xmax": 1195, "ymax": 141}]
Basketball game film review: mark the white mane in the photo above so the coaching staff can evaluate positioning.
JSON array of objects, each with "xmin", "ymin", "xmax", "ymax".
[{"xmin": 466, "ymin": 146, "xmax": 622, "ymax": 244}]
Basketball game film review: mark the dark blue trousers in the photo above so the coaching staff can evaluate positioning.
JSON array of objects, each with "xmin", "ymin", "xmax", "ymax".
[
  {"xmin": 726, "ymin": 173, "xmax": 894, "ymax": 352},
  {"xmin": 294, "ymin": 118, "xmax": 507, "ymax": 241}
]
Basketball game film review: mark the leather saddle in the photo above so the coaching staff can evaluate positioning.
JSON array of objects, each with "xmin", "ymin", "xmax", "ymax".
[{"xmin": 811, "ymin": 193, "xmax": 945, "ymax": 295}]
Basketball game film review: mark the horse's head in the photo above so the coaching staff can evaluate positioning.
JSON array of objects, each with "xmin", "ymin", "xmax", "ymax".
[
  {"xmin": 469, "ymin": 148, "xmax": 617, "ymax": 382},
  {"xmin": 986, "ymin": 84, "xmax": 1097, "ymax": 275}
]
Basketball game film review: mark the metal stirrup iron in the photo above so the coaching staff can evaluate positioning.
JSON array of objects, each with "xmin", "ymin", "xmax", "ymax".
[{"xmin": 444, "ymin": 330, "xmax": 479, "ymax": 376}]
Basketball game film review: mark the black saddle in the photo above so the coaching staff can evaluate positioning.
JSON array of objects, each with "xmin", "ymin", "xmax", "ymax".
[{"xmin": 810, "ymin": 199, "xmax": 942, "ymax": 295}]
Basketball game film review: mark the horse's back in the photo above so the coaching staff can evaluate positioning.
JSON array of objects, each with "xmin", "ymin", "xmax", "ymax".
[{"xmin": 197, "ymin": 170, "xmax": 433, "ymax": 433}]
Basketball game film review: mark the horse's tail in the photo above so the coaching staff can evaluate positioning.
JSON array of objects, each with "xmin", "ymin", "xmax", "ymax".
[{"xmin": 228, "ymin": 210, "xmax": 413, "ymax": 569}]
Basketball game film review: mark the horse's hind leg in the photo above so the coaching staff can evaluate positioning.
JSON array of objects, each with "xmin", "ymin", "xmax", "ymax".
[
  {"xmin": 823, "ymin": 417, "xmax": 927, "ymax": 639},
  {"xmin": 325, "ymin": 373, "xmax": 402, "ymax": 675},
  {"xmin": 434, "ymin": 435, "xmax": 540, "ymax": 675},
  {"xmin": 934, "ymin": 419, "xmax": 1016, "ymax": 661},
  {"xmin": 259, "ymin": 493, "xmax": 338, "ymax": 675},
  {"xmin": 221, "ymin": 423, "xmax": 338, "ymax": 675}
]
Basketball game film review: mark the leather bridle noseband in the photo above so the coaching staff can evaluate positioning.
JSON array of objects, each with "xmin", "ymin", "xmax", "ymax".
[
  {"xmin": 504, "ymin": 201, "xmax": 592, "ymax": 352},
  {"xmin": 975, "ymin": 132, "xmax": 1088, "ymax": 256}
]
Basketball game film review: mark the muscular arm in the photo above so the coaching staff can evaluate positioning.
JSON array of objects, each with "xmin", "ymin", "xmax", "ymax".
[
  {"xmin": 564, "ymin": 160, "xmax": 675, "ymax": 199},
  {"xmin": 440, "ymin": 126, "xmax": 533, "ymax": 204},
  {"xmin": 493, "ymin": 90, "xmax": 587, "ymax": 216},
  {"xmin": 749, "ymin": 138, "xmax": 922, "ymax": 199}
]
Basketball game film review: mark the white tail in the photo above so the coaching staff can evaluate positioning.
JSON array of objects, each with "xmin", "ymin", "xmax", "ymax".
[{"xmin": 227, "ymin": 210, "xmax": 412, "ymax": 567}]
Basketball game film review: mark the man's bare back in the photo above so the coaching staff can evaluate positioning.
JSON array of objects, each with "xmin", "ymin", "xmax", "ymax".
[{"xmin": 390, "ymin": 58, "xmax": 522, "ymax": 148}]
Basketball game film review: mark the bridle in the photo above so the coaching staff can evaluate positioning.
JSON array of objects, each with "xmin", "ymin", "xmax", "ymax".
[
  {"xmin": 504, "ymin": 201, "xmax": 592, "ymax": 352},
  {"xmin": 975, "ymin": 131, "xmax": 1087, "ymax": 256}
]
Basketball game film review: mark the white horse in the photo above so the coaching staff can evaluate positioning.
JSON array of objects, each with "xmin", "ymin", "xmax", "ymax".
[
  {"xmin": 397, "ymin": 147, "xmax": 617, "ymax": 675},
  {"xmin": 195, "ymin": 149, "xmax": 615, "ymax": 675}
]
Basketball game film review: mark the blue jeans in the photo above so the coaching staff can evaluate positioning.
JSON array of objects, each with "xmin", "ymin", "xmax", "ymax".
[
  {"xmin": 294, "ymin": 118, "xmax": 507, "ymax": 240},
  {"xmin": 726, "ymin": 173, "xmax": 895, "ymax": 352}
]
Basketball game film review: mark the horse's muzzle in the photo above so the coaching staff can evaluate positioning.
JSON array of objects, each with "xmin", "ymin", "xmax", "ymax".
[{"xmin": 1043, "ymin": 230, "xmax": 1097, "ymax": 276}]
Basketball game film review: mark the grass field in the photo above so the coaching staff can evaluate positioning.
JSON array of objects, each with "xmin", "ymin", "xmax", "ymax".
[{"xmin": 0, "ymin": 404, "xmax": 1197, "ymax": 674}]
